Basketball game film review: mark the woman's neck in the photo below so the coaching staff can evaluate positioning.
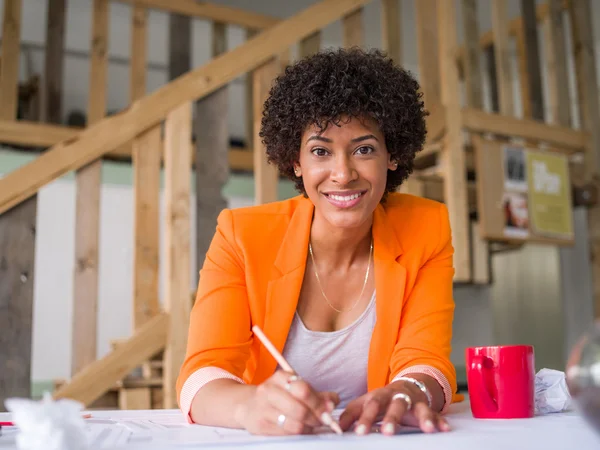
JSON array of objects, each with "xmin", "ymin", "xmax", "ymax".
[{"xmin": 309, "ymin": 212, "xmax": 373, "ymax": 271}]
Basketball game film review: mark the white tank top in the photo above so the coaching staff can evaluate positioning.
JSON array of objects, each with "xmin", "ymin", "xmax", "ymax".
[{"xmin": 281, "ymin": 291, "xmax": 377, "ymax": 409}]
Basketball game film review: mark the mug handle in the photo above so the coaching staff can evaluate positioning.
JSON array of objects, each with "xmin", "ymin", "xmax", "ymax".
[{"xmin": 469, "ymin": 355, "xmax": 498, "ymax": 412}]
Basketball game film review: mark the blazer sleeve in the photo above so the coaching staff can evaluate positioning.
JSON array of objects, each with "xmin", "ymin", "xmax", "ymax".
[
  {"xmin": 388, "ymin": 203, "xmax": 457, "ymax": 410},
  {"xmin": 176, "ymin": 208, "xmax": 253, "ymax": 406}
]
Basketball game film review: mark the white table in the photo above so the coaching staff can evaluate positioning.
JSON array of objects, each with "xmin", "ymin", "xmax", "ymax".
[{"xmin": 1, "ymin": 399, "xmax": 598, "ymax": 450}]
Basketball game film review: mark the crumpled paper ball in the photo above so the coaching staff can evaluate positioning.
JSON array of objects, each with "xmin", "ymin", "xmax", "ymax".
[
  {"xmin": 535, "ymin": 368, "xmax": 573, "ymax": 415},
  {"xmin": 4, "ymin": 392, "xmax": 89, "ymax": 450}
]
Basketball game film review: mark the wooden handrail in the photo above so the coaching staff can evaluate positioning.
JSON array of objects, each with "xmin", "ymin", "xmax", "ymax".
[
  {"xmin": 462, "ymin": 107, "xmax": 588, "ymax": 151},
  {"xmin": 114, "ymin": 0, "xmax": 279, "ymax": 30},
  {"xmin": 0, "ymin": 119, "xmax": 254, "ymax": 170},
  {"xmin": 0, "ymin": 0, "xmax": 373, "ymax": 215},
  {"xmin": 53, "ymin": 312, "xmax": 168, "ymax": 406}
]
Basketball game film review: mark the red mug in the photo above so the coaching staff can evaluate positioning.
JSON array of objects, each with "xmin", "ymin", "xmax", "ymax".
[{"xmin": 465, "ymin": 345, "xmax": 535, "ymax": 419}]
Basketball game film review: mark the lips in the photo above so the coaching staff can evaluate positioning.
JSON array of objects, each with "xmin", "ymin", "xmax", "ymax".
[{"xmin": 322, "ymin": 190, "xmax": 367, "ymax": 208}]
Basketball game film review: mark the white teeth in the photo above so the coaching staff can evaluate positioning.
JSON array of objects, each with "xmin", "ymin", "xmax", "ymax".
[{"xmin": 329, "ymin": 193, "xmax": 361, "ymax": 202}]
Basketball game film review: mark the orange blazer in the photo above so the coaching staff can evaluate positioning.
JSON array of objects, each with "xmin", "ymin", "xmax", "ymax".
[{"xmin": 177, "ymin": 192, "xmax": 457, "ymax": 406}]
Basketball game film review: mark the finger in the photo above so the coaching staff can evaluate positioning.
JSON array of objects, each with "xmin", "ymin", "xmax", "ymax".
[
  {"xmin": 273, "ymin": 372, "xmax": 331, "ymax": 425},
  {"xmin": 380, "ymin": 395, "xmax": 409, "ymax": 436},
  {"xmin": 354, "ymin": 395, "xmax": 386, "ymax": 435},
  {"xmin": 437, "ymin": 414, "xmax": 452, "ymax": 432},
  {"xmin": 411, "ymin": 402, "xmax": 438, "ymax": 433},
  {"xmin": 270, "ymin": 411, "xmax": 314, "ymax": 436},
  {"xmin": 319, "ymin": 391, "xmax": 340, "ymax": 411},
  {"xmin": 266, "ymin": 385, "xmax": 321, "ymax": 428},
  {"xmin": 256, "ymin": 404, "xmax": 313, "ymax": 436},
  {"xmin": 338, "ymin": 399, "xmax": 364, "ymax": 431}
]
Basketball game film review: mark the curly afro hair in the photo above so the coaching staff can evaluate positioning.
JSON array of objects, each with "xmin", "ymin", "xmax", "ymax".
[{"xmin": 259, "ymin": 47, "xmax": 428, "ymax": 197}]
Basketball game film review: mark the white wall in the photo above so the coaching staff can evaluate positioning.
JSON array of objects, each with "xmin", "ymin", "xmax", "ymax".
[{"xmin": 27, "ymin": 171, "xmax": 255, "ymax": 382}]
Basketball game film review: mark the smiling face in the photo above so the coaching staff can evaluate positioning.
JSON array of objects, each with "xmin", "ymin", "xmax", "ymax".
[{"xmin": 294, "ymin": 115, "xmax": 397, "ymax": 231}]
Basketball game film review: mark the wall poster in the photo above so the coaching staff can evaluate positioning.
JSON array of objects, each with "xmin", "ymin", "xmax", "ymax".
[{"xmin": 474, "ymin": 137, "xmax": 574, "ymax": 245}]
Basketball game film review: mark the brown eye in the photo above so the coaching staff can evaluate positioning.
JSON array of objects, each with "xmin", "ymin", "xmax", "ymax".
[
  {"xmin": 355, "ymin": 146, "xmax": 374, "ymax": 155},
  {"xmin": 312, "ymin": 148, "xmax": 329, "ymax": 157}
]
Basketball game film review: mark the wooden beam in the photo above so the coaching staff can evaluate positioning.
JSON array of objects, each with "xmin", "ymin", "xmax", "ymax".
[
  {"xmin": 425, "ymin": 104, "xmax": 446, "ymax": 145},
  {"xmin": 53, "ymin": 312, "xmax": 168, "ymax": 407},
  {"xmin": 0, "ymin": 120, "xmax": 76, "ymax": 146},
  {"xmin": 0, "ymin": 0, "xmax": 22, "ymax": 121},
  {"xmin": 0, "ymin": 0, "xmax": 35, "ymax": 412},
  {"xmin": 462, "ymin": 108, "xmax": 588, "ymax": 151},
  {"xmin": 130, "ymin": 5, "xmax": 147, "ymax": 102},
  {"xmin": 438, "ymin": 0, "xmax": 470, "ymax": 283},
  {"xmin": 381, "ymin": 0, "xmax": 400, "ymax": 63},
  {"xmin": 253, "ymin": 58, "xmax": 280, "ymax": 205},
  {"xmin": 195, "ymin": 21, "xmax": 229, "ymax": 282},
  {"xmin": 415, "ymin": 0, "xmax": 440, "ymax": 111},
  {"xmin": 0, "ymin": 0, "xmax": 373, "ymax": 215},
  {"xmin": 0, "ymin": 120, "xmax": 254, "ymax": 170},
  {"xmin": 42, "ymin": 0, "xmax": 66, "ymax": 124},
  {"xmin": 115, "ymin": 0, "xmax": 279, "ymax": 30},
  {"xmin": 520, "ymin": 0, "xmax": 544, "ymax": 121},
  {"xmin": 119, "ymin": 387, "xmax": 151, "ymax": 410},
  {"xmin": 132, "ymin": 127, "xmax": 161, "ymax": 328},
  {"xmin": 461, "ymin": 0, "xmax": 483, "ymax": 109},
  {"xmin": 462, "ymin": 0, "xmax": 489, "ymax": 285},
  {"xmin": 163, "ymin": 102, "xmax": 193, "ymax": 409},
  {"xmin": 131, "ymin": 5, "xmax": 160, "ymax": 333},
  {"xmin": 245, "ymin": 28, "xmax": 258, "ymax": 148},
  {"xmin": 461, "ymin": 1, "xmax": 568, "ymax": 58},
  {"xmin": 0, "ymin": 199, "xmax": 36, "ymax": 412},
  {"xmin": 545, "ymin": 0, "xmax": 571, "ymax": 128},
  {"xmin": 300, "ymin": 31, "xmax": 321, "ymax": 59},
  {"xmin": 71, "ymin": 0, "xmax": 108, "ymax": 377},
  {"xmin": 343, "ymin": 7, "xmax": 364, "ymax": 48},
  {"xmin": 491, "ymin": 0, "xmax": 514, "ymax": 116},
  {"xmin": 569, "ymin": 0, "xmax": 600, "ymax": 318}
]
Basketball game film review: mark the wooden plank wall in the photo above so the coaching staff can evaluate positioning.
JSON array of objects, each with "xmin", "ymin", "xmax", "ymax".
[
  {"xmin": 0, "ymin": 0, "xmax": 36, "ymax": 411},
  {"xmin": 195, "ymin": 22, "xmax": 229, "ymax": 281},
  {"xmin": 72, "ymin": 0, "xmax": 108, "ymax": 376}
]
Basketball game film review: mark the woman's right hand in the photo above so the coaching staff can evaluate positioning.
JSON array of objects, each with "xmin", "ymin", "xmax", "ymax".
[{"xmin": 233, "ymin": 370, "xmax": 339, "ymax": 435}]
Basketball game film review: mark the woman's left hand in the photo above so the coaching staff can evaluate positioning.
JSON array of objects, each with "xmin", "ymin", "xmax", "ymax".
[{"xmin": 338, "ymin": 381, "xmax": 451, "ymax": 436}]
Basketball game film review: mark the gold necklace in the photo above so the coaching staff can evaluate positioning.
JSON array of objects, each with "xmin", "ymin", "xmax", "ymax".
[{"xmin": 308, "ymin": 239, "xmax": 373, "ymax": 313}]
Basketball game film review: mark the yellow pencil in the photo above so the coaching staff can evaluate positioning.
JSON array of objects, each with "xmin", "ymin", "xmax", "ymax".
[{"xmin": 252, "ymin": 325, "xmax": 343, "ymax": 435}]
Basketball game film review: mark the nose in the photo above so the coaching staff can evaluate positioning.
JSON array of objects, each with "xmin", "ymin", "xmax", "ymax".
[{"xmin": 330, "ymin": 154, "xmax": 357, "ymax": 185}]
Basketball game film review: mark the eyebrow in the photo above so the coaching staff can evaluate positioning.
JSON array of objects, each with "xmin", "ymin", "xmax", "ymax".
[{"xmin": 305, "ymin": 134, "xmax": 378, "ymax": 144}]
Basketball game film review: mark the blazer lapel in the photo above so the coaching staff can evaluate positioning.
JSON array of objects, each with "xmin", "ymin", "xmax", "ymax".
[
  {"xmin": 253, "ymin": 197, "xmax": 314, "ymax": 384},
  {"xmin": 368, "ymin": 203, "xmax": 407, "ymax": 389}
]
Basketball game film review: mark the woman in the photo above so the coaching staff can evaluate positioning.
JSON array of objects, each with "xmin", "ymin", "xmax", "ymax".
[{"xmin": 177, "ymin": 48, "xmax": 457, "ymax": 436}]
